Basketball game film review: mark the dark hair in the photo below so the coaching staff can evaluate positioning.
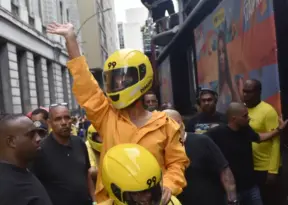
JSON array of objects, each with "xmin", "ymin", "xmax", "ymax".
[
  {"xmin": 197, "ymin": 88, "xmax": 218, "ymax": 105},
  {"xmin": 217, "ymin": 31, "xmax": 238, "ymax": 101},
  {"xmin": 250, "ymin": 79, "xmax": 262, "ymax": 92},
  {"xmin": 144, "ymin": 90, "xmax": 156, "ymax": 96},
  {"xmin": 31, "ymin": 108, "xmax": 49, "ymax": 120}
]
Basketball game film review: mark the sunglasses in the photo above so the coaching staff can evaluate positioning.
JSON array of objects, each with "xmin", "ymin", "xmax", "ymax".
[{"xmin": 49, "ymin": 102, "xmax": 68, "ymax": 108}]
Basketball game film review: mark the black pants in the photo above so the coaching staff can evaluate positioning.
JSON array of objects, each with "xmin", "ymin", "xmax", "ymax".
[
  {"xmin": 254, "ymin": 170, "xmax": 285, "ymax": 205},
  {"xmin": 151, "ymin": 0, "xmax": 175, "ymax": 22}
]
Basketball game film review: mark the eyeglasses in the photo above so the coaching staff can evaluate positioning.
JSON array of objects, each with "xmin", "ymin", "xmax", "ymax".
[{"xmin": 49, "ymin": 102, "xmax": 68, "ymax": 108}]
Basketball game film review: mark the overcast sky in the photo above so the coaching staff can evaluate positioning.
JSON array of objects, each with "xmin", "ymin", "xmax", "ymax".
[{"xmin": 114, "ymin": 0, "xmax": 179, "ymax": 22}]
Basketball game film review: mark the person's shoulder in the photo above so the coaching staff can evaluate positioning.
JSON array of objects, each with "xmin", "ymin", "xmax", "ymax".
[
  {"xmin": 207, "ymin": 124, "xmax": 227, "ymax": 133},
  {"xmin": 189, "ymin": 112, "xmax": 202, "ymax": 121},
  {"xmin": 259, "ymin": 101, "xmax": 274, "ymax": 109},
  {"xmin": 71, "ymin": 135, "xmax": 87, "ymax": 148},
  {"xmin": 186, "ymin": 132, "xmax": 212, "ymax": 144},
  {"xmin": 255, "ymin": 101, "xmax": 276, "ymax": 115},
  {"xmin": 215, "ymin": 111, "xmax": 227, "ymax": 122},
  {"xmin": 263, "ymin": 102, "xmax": 278, "ymax": 115},
  {"xmin": 39, "ymin": 135, "xmax": 52, "ymax": 148},
  {"xmin": 158, "ymin": 111, "xmax": 180, "ymax": 128}
]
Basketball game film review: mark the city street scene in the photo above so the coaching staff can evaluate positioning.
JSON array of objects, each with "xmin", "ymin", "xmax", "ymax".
[{"xmin": 2, "ymin": 0, "xmax": 288, "ymax": 205}]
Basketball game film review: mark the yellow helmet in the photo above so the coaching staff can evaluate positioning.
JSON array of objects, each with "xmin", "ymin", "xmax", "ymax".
[
  {"xmin": 103, "ymin": 49, "xmax": 153, "ymax": 109},
  {"xmin": 87, "ymin": 125, "xmax": 102, "ymax": 152},
  {"xmin": 102, "ymin": 144, "xmax": 162, "ymax": 205}
]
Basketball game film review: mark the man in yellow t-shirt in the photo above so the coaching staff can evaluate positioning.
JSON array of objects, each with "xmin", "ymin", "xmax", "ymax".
[
  {"xmin": 86, "ymin": 125, "xmax": 102, "ymax": 182},
  {"xmin": 243, "ymin": 79, "xmax": 284, "ymax": 205}
]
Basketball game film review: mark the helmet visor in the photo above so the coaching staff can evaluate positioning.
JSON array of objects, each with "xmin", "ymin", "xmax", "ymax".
[
  {"xmin": 103, "ymin": 67, "xmax": 139, "ymax": 93},
  {"xmin": 122, "ymin": 182, "xmax": 162, "ymax": 205}
]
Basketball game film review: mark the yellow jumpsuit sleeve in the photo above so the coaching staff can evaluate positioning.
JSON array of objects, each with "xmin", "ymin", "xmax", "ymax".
[
  {"xmin": 67, "ymin": 56, "xmax": 112, "ymax": 136},
  {"xmin": 163, "ymin": 120, "xmax": 190, "ymax": 195},
  {"xmin": 265, "ymin": 109, "xmax": 280, "ymax": 174}
]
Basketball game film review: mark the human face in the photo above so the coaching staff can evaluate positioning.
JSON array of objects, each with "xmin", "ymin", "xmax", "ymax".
[
  {"xmin": 8, "ymin": 117, "xmax": 41, "ymax": 162},
  {"xmin": 49, "ymin": 106, "xmax": 72, "ymax": 138},
  {"xmin": 243, "ymin": 80, "xmax": 259, "ymax": 106},
  {"xmin": 199, "ymin": 93, "xmax": 216, "ymax": 113},
  {"xmin": 144, "ymin": 94, "xmax": 158, "ymax": 111},
  {"xmin": 130, "ymin": 190, "xmax": 153, "ymax": 205},
  {"xmin": 113, "ymin": 74, "xmax": 134, "ymax": 92},
  {"xmin": 218, "ymin": 39, "xmax": 225, "ymax": 70},
  {"xmin": 127, "ymin": 186, "xmax": 162, "ymax": 205},
  {"xmin": 234, "ymin": 107, "xmax": 250, "ymax": 127}
]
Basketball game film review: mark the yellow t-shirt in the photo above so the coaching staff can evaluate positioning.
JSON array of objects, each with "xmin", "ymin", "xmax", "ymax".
[
  {"xmin": 85, "ymin": 141, "xmax": 100, "ymax": 168},
  {"xmin": 248, "ymin": 101, "xmax": 280, "ymax": 174},
  {"xmin": 97, "ymin": 196, "xmax": 181, "ymax": 205}
]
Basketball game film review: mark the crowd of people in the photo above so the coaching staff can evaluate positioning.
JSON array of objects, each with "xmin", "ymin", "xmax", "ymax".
[{"xmin": 0, "ymin": 21, "xmax": 287, "ymax": 205}]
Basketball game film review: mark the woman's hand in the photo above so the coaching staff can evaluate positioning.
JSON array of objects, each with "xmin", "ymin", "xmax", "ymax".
[{"xmin": 47, "ymin": 22, "xmax": 75, "ymax": 39}]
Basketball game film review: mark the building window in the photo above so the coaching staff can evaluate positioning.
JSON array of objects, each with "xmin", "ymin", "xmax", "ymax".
[
  {"xmin": 42, "ymin": 25, "xmax": 46, "ymax": 34},
  {"xmin": 101, "ymin": 48, "xmax": 108, "ymax": 66},
  {"xmin": 61, "ymin": 67, "xmax": 69, "ymax": 104},
  {"xmin": 59, "ymin": 1, "xmax": 64, "ymax": 23},
  {"xmin": 29, "ymin": 16, "xmax": 35, "ymax": 27},
  {"xmin": 25, "ymin": 0, "xmax": 35, "ymax": 27},
  {"xmin": 11, "ymin": 0, "xmax": 19, "ymax": 17},
  {"xmin": 34, "ymin": 55, "xmax": 42, "ymax": 107},
  {"xmin": 66, "ymin": 9, "xmax": 70, "ymax": 22},
  {"xmin": 100, "ymin": 0, "xmax": 104, "ymax": 9},
  {"xmin": 100, "ymin": 28, "xmax": 107, "ymax": 49},
  {"xmin": 16, "ymin": 50, "xmax": 25, "ymax": 113}
]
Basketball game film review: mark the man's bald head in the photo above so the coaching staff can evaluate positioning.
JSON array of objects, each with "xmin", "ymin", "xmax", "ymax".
[
  {"xmin": 163, "ymin": 109, "xmax": 182, "ymax": 125},
  {"xmin": 0, "ymin": 114, "xmax": 28, "ymax": 136},
  {"xmin": 226, "ymin": 102, "xmax": 246, "ymax": 119},
  {"xmin": 226, "ymin": 102, "xmax": 250, "ymax": 127},
  {"xmin": 0, "ymin": 113, "xmax": 41, "ymax": 165}
]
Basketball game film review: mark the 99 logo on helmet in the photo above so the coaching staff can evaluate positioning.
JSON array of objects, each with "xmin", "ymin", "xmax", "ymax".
[
  {"xmin": 108, "ymin": 61, "xmax": 117, "ymax": 69},
  {"xmin": 146, "ymin": 176, "xmax": 157, "ymax": 188}
]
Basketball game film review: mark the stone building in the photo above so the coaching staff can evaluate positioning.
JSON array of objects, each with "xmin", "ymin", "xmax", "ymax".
[{"xmin": 0, "ymin": 0, "xmax": 81, "ymax": 114}]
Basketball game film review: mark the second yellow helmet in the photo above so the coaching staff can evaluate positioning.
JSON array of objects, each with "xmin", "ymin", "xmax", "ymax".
[
  {"xmin": 102, "ymin": 144, "xmax": 162, "ymax": 205},
  {"xmin": 87, "ymin": 125, "xmax": 102, "ymax": 152},
  {"xmin": 103, "ymin": 49, "xmax": 153, "ymax": 109}
]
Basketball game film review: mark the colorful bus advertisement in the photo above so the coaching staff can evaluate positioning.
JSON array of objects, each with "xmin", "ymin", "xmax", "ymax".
[{"xmin": 194, "ymin": 0, "xmax": 281, "ymax": 113}]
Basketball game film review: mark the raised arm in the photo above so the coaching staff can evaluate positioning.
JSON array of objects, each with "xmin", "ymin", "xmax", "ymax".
[{"xmin": 47, "ymin": 22, "xmax": 113, "ymax": 135}]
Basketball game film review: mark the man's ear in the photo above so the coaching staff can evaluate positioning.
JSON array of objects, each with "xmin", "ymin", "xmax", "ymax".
[{"xmin": 6, "ymin": 135, "xmax": 17, "ymax": 148}]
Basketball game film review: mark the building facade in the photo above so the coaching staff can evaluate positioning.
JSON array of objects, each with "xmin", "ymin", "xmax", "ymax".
[
  {"xmin": 77, "ymin": 0, "xmax": 118, "ymax": 71},
  {"xmin": 0, "ymin": 0, "xmax": 81, "ymax": 114},
  {"xmin": 117, "ymin": 7, "xmax": 148, "ymax": 52},
  {"xmin": 117, "ymin": 22, "xmax": 125, "ymax": 49}
]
